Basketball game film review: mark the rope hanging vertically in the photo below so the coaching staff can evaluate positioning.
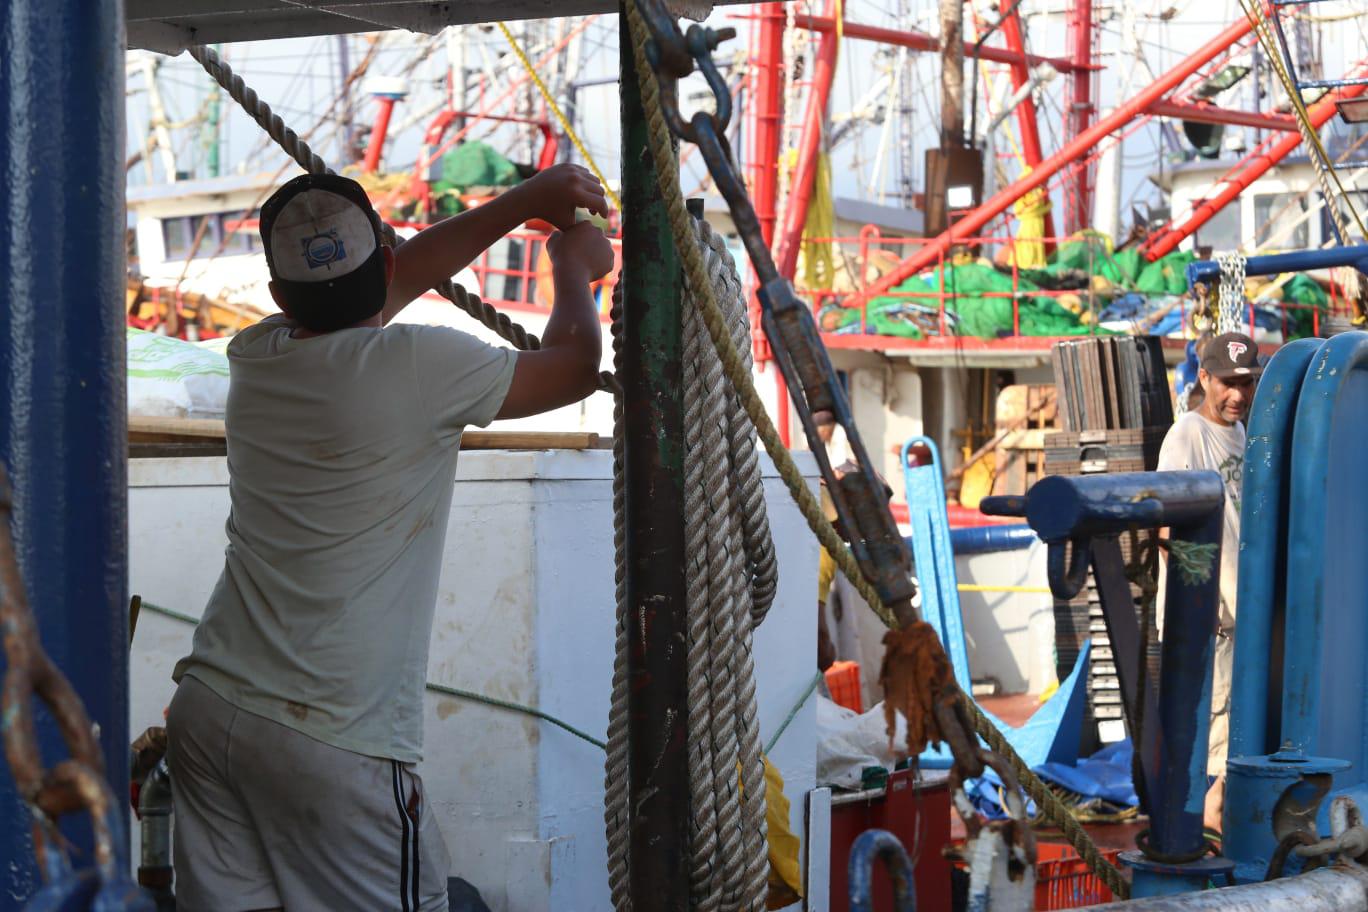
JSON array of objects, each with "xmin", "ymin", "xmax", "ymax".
[
  {"xmin": 604, "ymin": 219, "xmax": 777, "ymax": 912},
  {"xmin": 621, "ymin": 1, "xmax": 1130, "ymax": 899},
  {"xmin": 1239, "ymin": 0, "xmax": 1367, "ymax": 243}
]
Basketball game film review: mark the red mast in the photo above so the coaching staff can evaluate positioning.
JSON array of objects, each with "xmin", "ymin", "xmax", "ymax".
[
  {"xmin": 999, "ymin": 6, "xmax": 1056, "ymax": 242},
  {"xmin": 1064, "ymin": 0, "xmax": 1096, "ymax": 232},
  {"xmin": 748, "ymin": 3, "xmax": 787, "ymax": 247}
]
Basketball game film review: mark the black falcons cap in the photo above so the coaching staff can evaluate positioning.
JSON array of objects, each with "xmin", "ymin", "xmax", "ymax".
[{"xmin": 1201, "ymin": 332, "xmax": 1262, "ymax": 379}]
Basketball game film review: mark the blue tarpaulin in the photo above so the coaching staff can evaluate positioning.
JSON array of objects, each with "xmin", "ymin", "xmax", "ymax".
[{"xmin": 966, "ymin": 738, "xmax": 1140, "ymax": 819}]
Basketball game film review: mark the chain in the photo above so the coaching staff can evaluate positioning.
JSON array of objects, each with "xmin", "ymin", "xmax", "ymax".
[{"xmin": 1216, "ymin": 251, "xmax": 1247, "ymax": 335}]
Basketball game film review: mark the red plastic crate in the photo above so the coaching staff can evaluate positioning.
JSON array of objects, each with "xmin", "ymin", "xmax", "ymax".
[
  {"xmin": 1034, "ymin": 843, "xmax": 1123, "ymax": 909},
  {"xmin": 949, "ymin": 842, "xmax": 1123, "ymax": 909},
  {"xmin": 824, "ymin": 660, "xmax": 862, "ymax": 713}
]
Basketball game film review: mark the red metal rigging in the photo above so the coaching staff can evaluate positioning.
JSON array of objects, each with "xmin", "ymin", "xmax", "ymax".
[
  {"xmin": 1141, "ymin": 66, "xmax": 1368, "ymax": 260},
  {"xmin": 774, "ymin": 0, "xmax": 841, "ymax": 281},
  {"xmin": 999, "ymin": 6, "xmax": 1056, "ymax": 242},
  {"xmin": 845, "ymin": 15, "xmax": 1257, "ymax": 308},
  {"xmin": 747, "ymin": 3, "xmax": 787, "ymax": 248},
  {"xmin": 1064, "ymin": 0, "xmax": 1097, "ymax": 233},
  {"xmin": 793, "ymin": 13, "xmax": 1087, "ymax": 74}
]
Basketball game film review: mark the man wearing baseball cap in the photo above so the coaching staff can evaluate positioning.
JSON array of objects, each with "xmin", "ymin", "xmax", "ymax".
[
  {"xmin": 1157, "ymin": 330, "xmax": 1262, "ymax": 840},
  {"xmin": 166, "ymin": 164, "xmax": 611, "ymax": 910}
]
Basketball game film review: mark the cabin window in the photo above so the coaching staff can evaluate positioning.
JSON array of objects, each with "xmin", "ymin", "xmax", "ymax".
[
  {"xmin": 1253, "ymin": 193, "xmax": 1310, "ymax": 249},
  {"xmin": 1193, "ymin": 201, "xmax": 1240, "ymax": 252},
  {"xmin": 161, "ymin": 210, "xmax": 262, "ymax": 261}
]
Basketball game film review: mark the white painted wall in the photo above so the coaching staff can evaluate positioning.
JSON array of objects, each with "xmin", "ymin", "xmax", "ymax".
[
  {"xmin": 1168, "ymin": 163, "xmax": 1325, "ymax": 254},
  {"xmin": 954, "ymin": 537, "xmax": 1056, "ymax": 695},
  {"xmin": 129, "ymin": 449, "xmax": 818, "ymax": 911}
]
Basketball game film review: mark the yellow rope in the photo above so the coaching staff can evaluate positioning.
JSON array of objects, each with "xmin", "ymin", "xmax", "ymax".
[
  {"xmin": 1240, "ymin": 0, "xmax": 1367, "ymax": 240},
  {"xmin": 622, "ymin": 2, "xmax": 1130, "ymax": 900},
  {"xmin": 496, "ymin": 21, "xmax": 623, "ymax": 211}
]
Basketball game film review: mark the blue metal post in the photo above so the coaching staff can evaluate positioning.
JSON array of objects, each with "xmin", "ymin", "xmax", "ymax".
[
  {"xmin": 1223, "ymin": 334, "xmax": 1368, "ymax": 884},
  {"xmin": 991, "ymin": 472, "xmax": 1233, "ymax": 895},
  {"xmin": 0, "ymin": 2, "xmax": 129, "ymax": 905}
]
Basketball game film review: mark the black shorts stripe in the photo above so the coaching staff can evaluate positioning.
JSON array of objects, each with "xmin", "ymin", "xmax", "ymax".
[
  {"xmin": 408, "ymin": 770, "xmax": 420, "ymax": 911},
  {"xmin": 391, "ymin": 761, "xmax": 411, "ymax": 912}
]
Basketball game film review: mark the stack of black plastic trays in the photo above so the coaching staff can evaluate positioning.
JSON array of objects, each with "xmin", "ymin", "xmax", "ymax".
[{"xmin": 1046, "ymin": 336, "xmax": 1172, "ymax": 751}]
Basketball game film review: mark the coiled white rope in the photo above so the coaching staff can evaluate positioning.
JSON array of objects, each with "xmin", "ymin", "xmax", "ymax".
[{"xmin": 604, "ymin": 219, "xmax": 777, "ymax": 911}]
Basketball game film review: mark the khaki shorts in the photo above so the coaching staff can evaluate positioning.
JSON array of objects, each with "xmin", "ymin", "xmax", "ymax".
[
  {"xmin": 1208, "ymin": 633, "xmax": 1233, "ymax": 777},
  {"xmin": 167, "ymin": 676, "xmax": 450, "ymax": 912}
]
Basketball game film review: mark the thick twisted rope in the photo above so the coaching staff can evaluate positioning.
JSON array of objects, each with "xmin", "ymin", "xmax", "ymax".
[
  {"xmin": 623, "ymin": 2, "xmax": 1130, "ymax": 900},
  {"xmin": 605, "ymin": 220, "xmax": 776, "ymax": 911},
  {"xmin": 620, "ymin": 8, "xmax": 895, "ymax": 631},
  {"xmin": 603, "ymin": 284, "xmax": 632, "ymax": 909},
  {"xmin": 187, "ymin": 44, "xmax": 619, "ymax": 394}
]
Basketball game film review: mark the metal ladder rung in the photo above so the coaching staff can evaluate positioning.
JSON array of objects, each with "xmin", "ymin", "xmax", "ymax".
[{"xmin": 1298, "ymin": 77, "xmax": 1368, "ymax": 89}]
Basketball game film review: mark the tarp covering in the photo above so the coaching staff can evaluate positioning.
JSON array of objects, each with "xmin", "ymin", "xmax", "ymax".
[{"xmin": 819, "ymin": 232, "xmax": 1330, "ymax": 342}]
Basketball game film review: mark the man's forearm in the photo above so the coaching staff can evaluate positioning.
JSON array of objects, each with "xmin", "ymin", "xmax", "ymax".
[
  {"xmin": 543, "ymin": 267, "xmax": 602, "ymax": 363},
  {"xmin": 382, "ymin": 187, "xmax": 533, "ymax": 323}
]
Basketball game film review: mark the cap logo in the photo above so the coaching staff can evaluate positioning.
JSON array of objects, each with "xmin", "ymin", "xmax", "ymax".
[
  {"xmin": 1227, "ymin": 340, "xmax": 1248, "ymax": 361},
  {"xmin": 302, "ymin": 230, "xmax": 347, "ymax": 270}
]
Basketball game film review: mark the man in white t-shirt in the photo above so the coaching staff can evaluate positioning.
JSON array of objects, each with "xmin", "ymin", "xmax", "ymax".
[
  {"xmin": 1156, "ymin": 330, "xmax": 1260, "ymax": 837},
  {"xmin": 166, "ymin": 167, "xmax": 611, "ymax": 911}
]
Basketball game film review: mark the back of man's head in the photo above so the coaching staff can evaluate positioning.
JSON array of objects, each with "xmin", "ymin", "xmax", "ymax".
[{"xmin": 261, "ymin": 173, "xmax": 388, "ymax": 333}]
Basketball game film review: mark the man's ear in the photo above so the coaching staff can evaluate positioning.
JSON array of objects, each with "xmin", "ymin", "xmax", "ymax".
[
  {"xmin": 382, "ymin": 245, "xmax": 396, "ymax": 286},
  {"xmin": 1198, "ymin": 367, "xmax": 1211, "ymax": 391},
  {"xmin": 269, "ymin": 280, "xmax": 295, "ymax": 321}
]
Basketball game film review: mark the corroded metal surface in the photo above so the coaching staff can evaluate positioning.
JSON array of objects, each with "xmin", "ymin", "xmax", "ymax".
[{"xmin": 1085, "ymin": 865, "xmax": 1368, "ymax": 910}]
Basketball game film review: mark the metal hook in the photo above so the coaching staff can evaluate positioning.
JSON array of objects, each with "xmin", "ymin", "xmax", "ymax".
[{"xmin": 848, "ymin": 829, "xmax": 918, "ymax": 912}]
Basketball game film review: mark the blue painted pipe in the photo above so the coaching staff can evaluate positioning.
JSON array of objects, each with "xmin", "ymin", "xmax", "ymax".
[
  {"xmin": 1186, "ymin": 244, "xmax": 1368, "ymax": 291},
  {"xmin": 1149, "ymin": 498, "xmax": 1224, "ymax": 859},
  {"xmin": 1282, "ymin": 332, "xmax": 1368, "ymax": 759},
  {"xmin": 1228, "ymin": 338, "xmax": 1322, "ymax": 760},
  {"xmin": 848, "ymin": 829, "xmax": 917, "ymax": 912},
  {"xmin": 0, "ymin": 2, "xmax": 129, "ymax": 905},
  {"xmin": 1015, "ymin": 471, "xmax": 1225, "ymax": 862},
  {"xmin": 945, "ymin": 524, "xmax": 1037, "ymax": 555},
  {"xmin": 1021, "ymin": 472, "xmax": 1224, "ymax": 543}
]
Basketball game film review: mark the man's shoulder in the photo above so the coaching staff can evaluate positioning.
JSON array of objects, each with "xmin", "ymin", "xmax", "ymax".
[
  {"xmin": 1158, "ymin": 412, "xmax": 1205, "ymax": 469},
  {"xmin": 1163, "ymin": 411, "xmax": 1205, "ymax": 443},
  {"xmin": 227, "ymin": 313, "xmax": 292, "ymax": 355}
]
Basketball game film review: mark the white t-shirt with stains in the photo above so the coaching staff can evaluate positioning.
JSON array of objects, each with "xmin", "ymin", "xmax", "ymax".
[
  {"xmin": 174, "ymin": 315, "xmax": 515, "ymax": 762},
  {"xmin": 1157, "ymin": 410, "xmax": 1245, "ymax": 634}
]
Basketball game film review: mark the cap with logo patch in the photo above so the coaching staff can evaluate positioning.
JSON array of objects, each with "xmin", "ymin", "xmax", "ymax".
[
  {"xmin": 260, "ymin": 173, "xmax": 388, "ymax": 332},
  {"xmin": 1201, "ymin": 332, "xmax": 1262, "ymax": 379}
]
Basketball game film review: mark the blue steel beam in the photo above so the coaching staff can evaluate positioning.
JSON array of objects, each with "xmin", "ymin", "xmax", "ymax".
[
  {"xmin": 0, "ymin": 1, "xmax": 129, "ymax": 905},
  {"xmin": 1187, "ymin": 245, "xmax": 1368, "ymax": 291}
]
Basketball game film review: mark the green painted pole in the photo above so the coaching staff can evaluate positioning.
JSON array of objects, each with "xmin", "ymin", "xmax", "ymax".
[{"xmin": 619, "ymin": 7, "xmax": 689, "ymax": 908}]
